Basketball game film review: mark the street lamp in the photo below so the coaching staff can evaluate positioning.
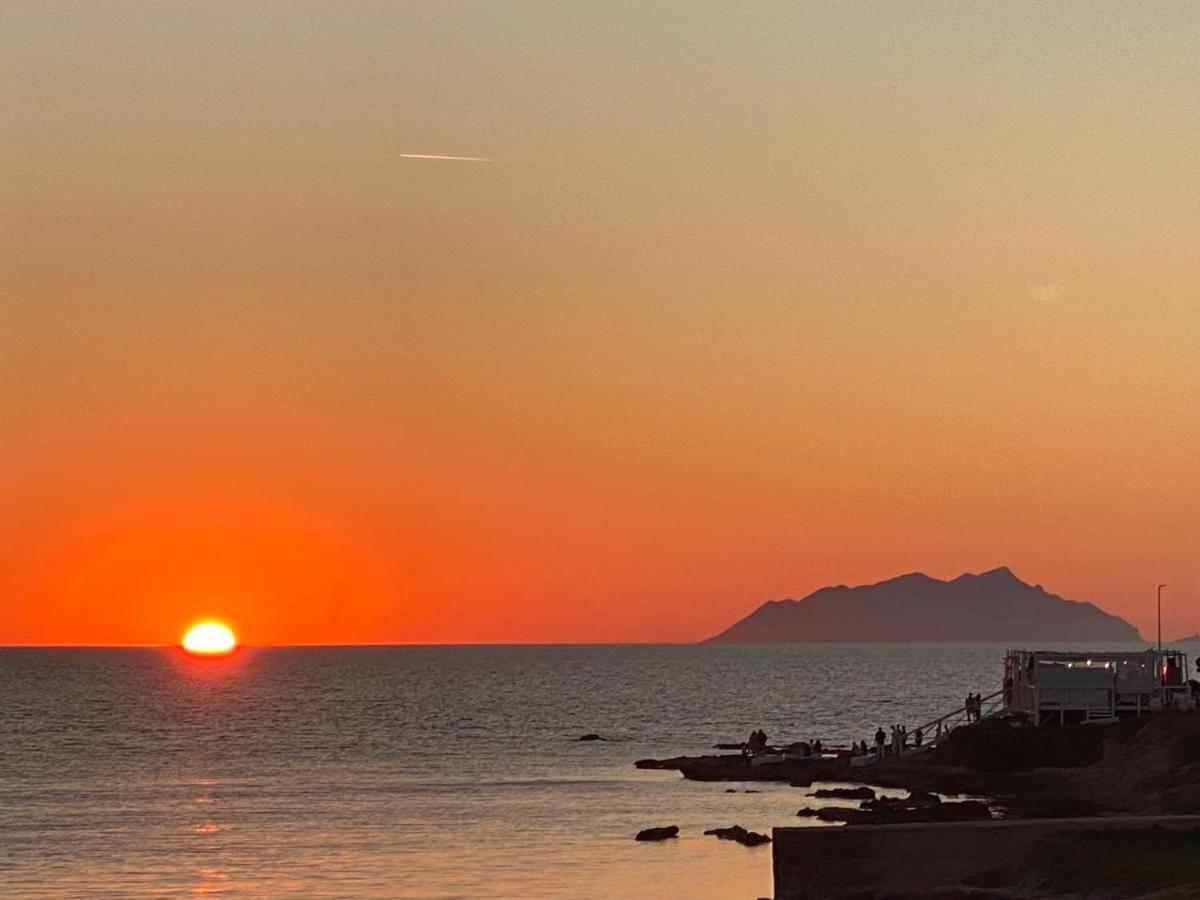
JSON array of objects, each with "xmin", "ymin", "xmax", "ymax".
[{"xmin": 1158, "ymin": 584, "xmax": 1167, "ymax": 652}]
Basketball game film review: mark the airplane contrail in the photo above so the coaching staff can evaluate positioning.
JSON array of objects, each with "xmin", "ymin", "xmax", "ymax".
[{"xmin": 400, "ymin": 153, "xmax": 492, "ymax": 162}]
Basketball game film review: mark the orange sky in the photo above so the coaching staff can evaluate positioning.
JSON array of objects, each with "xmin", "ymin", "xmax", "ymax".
[{"xmin": 3, "ymin": 3, "xmax": 1198, "ymax": 645}]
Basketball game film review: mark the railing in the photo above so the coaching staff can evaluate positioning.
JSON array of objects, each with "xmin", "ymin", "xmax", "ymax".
[{"xmin": 907, "ymin": 688, "xmax": 1006, "ymax": 751}]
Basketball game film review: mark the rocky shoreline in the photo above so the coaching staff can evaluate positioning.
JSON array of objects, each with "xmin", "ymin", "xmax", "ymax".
[{"xmin": 636, "ymin": 711, "xmax": 1200, "ymax": 825}]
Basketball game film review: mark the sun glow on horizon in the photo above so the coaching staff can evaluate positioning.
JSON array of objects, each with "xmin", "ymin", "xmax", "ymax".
[{"xmin": 181, "ymin": 621, "xmax": 237, "ymax": 656}]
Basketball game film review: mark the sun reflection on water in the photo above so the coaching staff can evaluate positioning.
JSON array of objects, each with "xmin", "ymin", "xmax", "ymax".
[{"xmin": 192, "ymin": 867, "xmax": 232, "ymax": 895}]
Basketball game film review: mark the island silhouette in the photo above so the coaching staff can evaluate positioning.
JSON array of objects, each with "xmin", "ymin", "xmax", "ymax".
[{"xmin": 708, "ymin": 567, "xmax": 1140, "ymax": 643}]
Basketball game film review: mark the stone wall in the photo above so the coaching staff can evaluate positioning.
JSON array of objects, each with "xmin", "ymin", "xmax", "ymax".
[{"xmin": 773, "ymin": 815, "xmax": 1200, "ymax": 899}]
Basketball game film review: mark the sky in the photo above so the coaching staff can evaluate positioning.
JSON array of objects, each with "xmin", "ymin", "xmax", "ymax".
[{"xmin": 3, "ymin": 2, "xmax": 1198, "ymax": 645}]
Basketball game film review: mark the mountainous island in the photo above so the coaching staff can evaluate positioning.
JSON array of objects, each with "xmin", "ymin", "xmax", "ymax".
[{"xmin": 707, "ymin": 567, "xmax": 1140, "ymax": 643}]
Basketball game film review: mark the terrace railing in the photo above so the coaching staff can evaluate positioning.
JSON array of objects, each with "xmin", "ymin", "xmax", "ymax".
[{"xmin": 907, "ymin": 688, "xmax": 1005, "ymax": 752}]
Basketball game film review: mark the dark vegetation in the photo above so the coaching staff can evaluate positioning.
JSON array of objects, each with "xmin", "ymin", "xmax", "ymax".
[{"xmin": 1026, "ymin": 827, "xmax": 1200, "ymax": 898}]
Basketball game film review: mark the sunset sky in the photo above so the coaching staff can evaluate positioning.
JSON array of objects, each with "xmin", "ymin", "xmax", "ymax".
[{"xmin": 4, "ymin": 2, "xmax": 1198, "ymax": 645}]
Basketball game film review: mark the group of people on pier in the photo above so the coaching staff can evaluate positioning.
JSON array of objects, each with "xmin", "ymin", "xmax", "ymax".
[
  {"xmin": 742, "ymin": 729, "xmax": 770, "ymax": 756},
  {"xmin": 866, "ymin": 723, "xmax": 924, "ymax": 758},
  {"xmin": 743, "ymin": 729, "xmax": 829, "ymax": 758}
]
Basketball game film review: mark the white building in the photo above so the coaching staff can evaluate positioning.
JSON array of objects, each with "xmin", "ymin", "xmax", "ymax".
[{"xmin": 1003, "ymin": 648, "xmax": 1191, "ymax": 725}]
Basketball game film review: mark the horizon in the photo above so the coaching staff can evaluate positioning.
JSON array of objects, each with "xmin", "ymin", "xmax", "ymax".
[{"xmin": 12, "ymin": 560, "xmax": 1200, "ymax": 648}]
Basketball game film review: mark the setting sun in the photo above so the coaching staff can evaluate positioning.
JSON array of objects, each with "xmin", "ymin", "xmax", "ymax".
[{"xmin": 181, "ymin": 621, "xmax": 237, "ymax": 656}]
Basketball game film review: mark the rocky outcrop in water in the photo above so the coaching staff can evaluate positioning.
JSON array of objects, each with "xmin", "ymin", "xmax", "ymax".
[
  {"xmin": 637, "ymin": 712, "xmax": 1200, "ymax": 820},
  {"xmin": 797, "ymin": 796, "xmax": 990, "ymax": 825},
  {"xmin": 703, "ymin": 825, "xmax": 771, "ymax": 846},
  {"xmin": 634, "ymin": 825, "xmax": 679, "ymax": 841},
  {"xmin": 808, "ymin": 786, "xmax": 875, "ymax": 800}
]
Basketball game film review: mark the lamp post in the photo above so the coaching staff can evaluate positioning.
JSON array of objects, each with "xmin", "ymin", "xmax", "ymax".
[{"xmin": 1158, "ymin": 584, "xmax": 1167, "ymax": 652}]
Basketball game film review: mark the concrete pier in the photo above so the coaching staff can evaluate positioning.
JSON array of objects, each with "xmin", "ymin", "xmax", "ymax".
[{"xmin": 773, "ymin": 815, "xmax": 1200, "ymax": 899}]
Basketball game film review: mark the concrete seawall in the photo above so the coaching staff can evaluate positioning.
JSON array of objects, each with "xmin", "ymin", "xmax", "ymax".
[{"xmin": 773, "ymin": 815, "xmax": 1200, "ymax": 899}]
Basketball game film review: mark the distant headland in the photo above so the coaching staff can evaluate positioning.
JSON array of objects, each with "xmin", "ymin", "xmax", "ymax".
[{"xmin": 707, "ymin": 567, "xmax": 1140, "ymax": 643}]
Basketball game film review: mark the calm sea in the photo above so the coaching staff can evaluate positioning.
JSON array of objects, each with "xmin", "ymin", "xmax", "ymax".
[{"xmin": 0, "ymin": 642, "xmax": 1156, "ymax": 898}]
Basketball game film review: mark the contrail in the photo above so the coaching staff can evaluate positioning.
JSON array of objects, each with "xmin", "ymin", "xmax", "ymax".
[{"xmin": 400, "ymin": 153, "xmax": 492, "ymax": 162}]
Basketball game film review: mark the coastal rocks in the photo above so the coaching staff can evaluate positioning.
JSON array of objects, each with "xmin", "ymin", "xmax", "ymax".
[
  {"xmin": 703, "ymin": 825, "xmax": 771, "ymax": 846},
  {"xmin": 805, "ymin": 798, "xmax": 991, "ymax": 825},
  {"xmin": 635, "ymin": 756, "xmax": 695, "ymax": 770},
  {"xmin": 930, "ymin": 715, "xmax": 1110, "ymax": 772},
  {"xmin": 577, "ymin": 733, "xmax": 607, "ymax": 741},
  {"xmin": 807, "ymin": 786, "xmax": 875, "ymax": 800},
  {"xmin": 635, "ymin": 826, "xmax": 679, "ymax": 841}
]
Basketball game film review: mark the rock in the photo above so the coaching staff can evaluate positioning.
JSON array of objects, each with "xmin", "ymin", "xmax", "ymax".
[
  {"xmin": 813, "ymin": 799, "xmax": 991, "ymax": 825},
  {"xmin": 704, "ymin": 825, "xmax": 772, "ymax": 846},
  {"xmin": 635, "ymin": 826, "xmax": 679, "ymax": 841},
  {"xmin": 905, "ymin": 790, "xmax": 941, "ymax": 806},
  {"xmin": 807, "ymin": 786, "xmax": 876, "ymax": 800},
  {"xmin": 578, "ymin": 733, "xmax": 606, "ymax": 741},
  {"xmin": 796, "ymin": 808, "xmax": 820, "ymax": 817},
  {"xmin": 725, "ymin": 789, "xmax": 737, "ymax": 793},
  {"xmin": 743, "ymin": 789, "xmax": 761, "ymax": 794},
  {"xmin": 635, "ymin": 756, "xmax": 695, "ymax": 770}
]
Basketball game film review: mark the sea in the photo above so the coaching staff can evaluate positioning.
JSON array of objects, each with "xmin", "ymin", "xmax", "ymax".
[{"xmin": 0, "ymin": 642, "xmax": 1160, "ymax": 899}]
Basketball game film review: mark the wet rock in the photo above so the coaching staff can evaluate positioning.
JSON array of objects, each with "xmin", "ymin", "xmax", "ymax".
[
  {"xmin": 635, "ymin": 756, "xmax": 695, "ymax": 770},
  {"xmin": 795, "ymin": 808, "xmax": 820, "ymax": 817},
  {"xmin": 704, "ymin": 825, "xmax": 772, "ymax": 846},
  {"xmin": 725, "ymin": 789, "xmax": 737, "ymax": 793},
  {"xmin": 578, "ymin": 733, "xmax": 606, "ymax": 741},
  {"xmin": 904, "ymin": 790, "xmax": 941, "ymax": 807},
  {"xmin": 635, "ymin": 825, "xmax": 679, "ymax": 841},
  {"xmin": 813, "ymin": 799, "xmax": 991, "ymax": 825},
  {"xmin": 807, "ymin": 786, "xmax": 876, "ymax": 800}
]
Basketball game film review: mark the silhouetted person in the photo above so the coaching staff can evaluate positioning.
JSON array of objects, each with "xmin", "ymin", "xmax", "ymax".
[
  {"xmin": 874, "ymin": 727, "xmax": 886, "ymax": 756},
  {"xmin": 914, "ymin": 727, "xmax": 923, "ymax": 747},
  {"xmin": 750, "ymin": 729, "xmax": 767, "ymax": 755}
]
